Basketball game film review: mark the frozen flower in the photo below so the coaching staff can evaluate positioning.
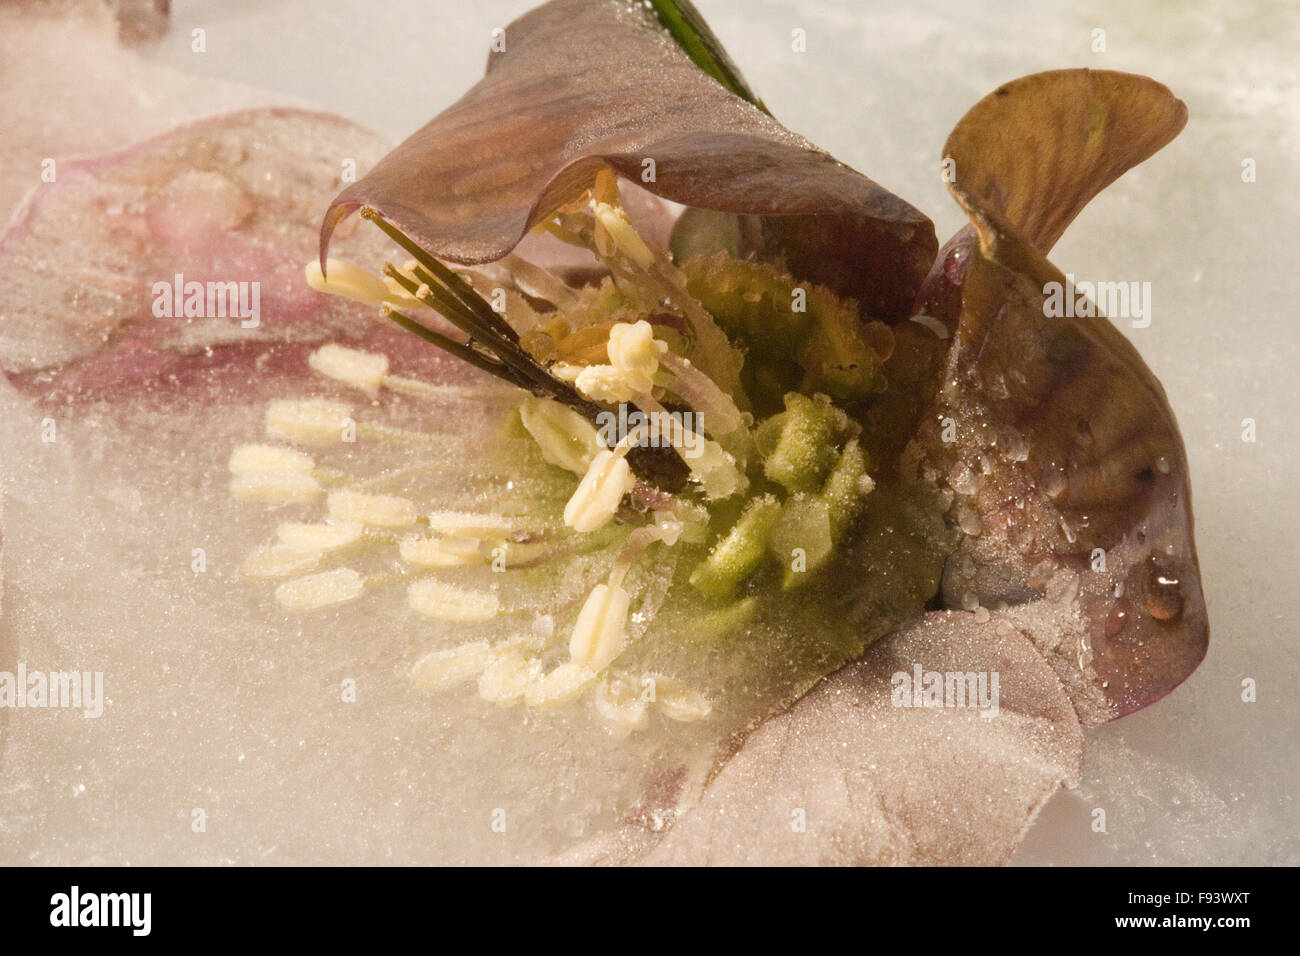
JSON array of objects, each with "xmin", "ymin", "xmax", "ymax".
[{"xmin": 0, "ymin": 0, "xmax": 1207, "ymax": 866}]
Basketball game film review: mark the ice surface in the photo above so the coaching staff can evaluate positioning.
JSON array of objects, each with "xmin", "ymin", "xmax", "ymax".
[
  {"xmin": 2, "ymin": 0, "xmax": 1296, "ymax": 865},
  {"xmin": 0, "ymin": 57, "xmax": 956, "ymax": 863}
]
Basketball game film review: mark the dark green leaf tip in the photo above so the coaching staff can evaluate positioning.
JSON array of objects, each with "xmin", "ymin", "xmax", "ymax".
[{"xmin": 645, "ymin": 0, "xmax": 771, "ymax": 116}]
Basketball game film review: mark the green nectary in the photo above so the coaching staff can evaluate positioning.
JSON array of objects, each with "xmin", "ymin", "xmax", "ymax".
[{"xmin": 684, "ymin": 253, "xmax": 891, "ymax": 414}]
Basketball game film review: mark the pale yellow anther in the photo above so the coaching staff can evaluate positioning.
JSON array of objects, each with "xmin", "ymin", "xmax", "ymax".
[
  {"xmin": 241, "ymin": 543, "xmax": 323, "ymax": 579},
  {"xmin": 229, "ymin": 444, "xmax": 315, "ymax": 476},
  {"xmin": 571, "ymin": 321, "xmax": 665, "ymax": 402},
  {"xmin": 491, "ymin": 539, "xmax": 552, "ymax": 568},
  {"xmin": 549, "ymin": 362, "xmax": 583, "ymax": 383},
  {"xmin": 398, "ymin": 535, "xmax": 485, "ymax": 568},
  {"xmin": 477, "ymin": 648, "xmax": 541, "ymax": 705},
  {"xmin": 276, "ymin": 520, "xmax": 364, "ymax": 553},
  {"xmin": 524, "ymin": 661, "xmax": 597, "ymax": 710},
  {"xmin": 593, "ymin": 201, "xmax": 655, "ymax": 269},
  {"xmin": 309, "ymin": 344, "xmax": 390, "ymax": 393},
  {"xmin": 568, "ymin": 582, "xmax": 630, "ymax": 672},
  {"xmin": 229, "ymin": 471, "xmax": 322, "ymax": 505},
  {"xmin": 574, "ymin": 363, "xmax": 640, "ymax": 403},
  {"xmin": 327, "ymin": 490, "xmax": 417, "ymax": 528},
  {"xmin": 275, "ymin": 567, "xmax": 364, "ymax": 611},
  {"xmin": 689, "ymin": 439, "xmax": 747, "ymax": 500},
  {"xmin": 608, "ymin": 320, "xmax": 666, "ymax": 380},
  {"xmin": 265, "ymin": 399, "xmax": 354, "ymax": 446},
  {"xmin": 593, "ymin": 678, "xmax": 649, "ymax": 735},
  {"xmin": 426, "ymin": 511, "xmax": 517, "ymax": 539},
  {"xmin": 519, "ymin": 396, "xmax": 604, "ymax": 476},
  {"xmin": 647, "ymin": 675, "xmax": 712, "ymax": 722},
  {"xmin": 563, "ymin": 450, "xmax": 635, "ymax": 533},
  {"xmin": 305, "ymin": 258, "xmax": 390, "ymax": 307},
  {"xmin": 407, "ymin": 579, "xmax": 500, "ymax": 621},
  {"xmin": 410, "ymin": 641, "xmax": 495, "ymax": 691}
]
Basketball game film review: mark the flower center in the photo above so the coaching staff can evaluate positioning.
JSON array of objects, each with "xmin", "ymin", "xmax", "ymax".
[{"xmin": 231, "ymin": 172, "xmax": 892, "ymax": 732}]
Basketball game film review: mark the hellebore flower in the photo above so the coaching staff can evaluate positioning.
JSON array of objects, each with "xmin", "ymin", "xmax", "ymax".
[{"xmin": 0, "ymin": 0, "xmax": 1205, "ymax": 864}]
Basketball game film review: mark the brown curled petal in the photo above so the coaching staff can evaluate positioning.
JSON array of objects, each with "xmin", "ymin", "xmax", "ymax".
[
  {"xmin": 941, "ymin": 69, "xmax": 1188, "ymax": 256},
  {"xmin": 917, "ymin": 72, "xmax": 1206, "ymax": 723},
  {"xmin": 928, "ymin": 250, "xmax": 1208, "ymax": 724},
  {"xmin": 320, "ymin": 0, "xmax": 935, "ymax": 321}
]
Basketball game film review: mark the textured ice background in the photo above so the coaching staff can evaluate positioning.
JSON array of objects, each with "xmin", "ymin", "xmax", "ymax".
[{"xmin": 2, "ymin": 0, "xmax": 1297, "ymax": 864}]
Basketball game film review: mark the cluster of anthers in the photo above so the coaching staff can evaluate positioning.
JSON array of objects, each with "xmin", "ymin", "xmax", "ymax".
[{"xmin": 229, "ymin": 172, "xmax": 883, "ymax": 733}]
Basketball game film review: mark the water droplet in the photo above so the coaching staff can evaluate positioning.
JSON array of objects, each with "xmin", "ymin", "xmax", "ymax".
[{"xmin": 1143, "ymin": 555, "xmax": 1184, "ymax": 621}]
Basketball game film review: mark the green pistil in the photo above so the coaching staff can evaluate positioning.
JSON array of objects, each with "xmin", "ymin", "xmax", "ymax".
[
  {"xmin": 690, "ymin": 394, "xmax": 874, "ymax": 598},
  {"xmin": 762, "ymin": 393, "xmax": 842, "ymax": 495},
  {"xmin": 688, "ymin": 494, "xmax": 782, "ymax": 599}
]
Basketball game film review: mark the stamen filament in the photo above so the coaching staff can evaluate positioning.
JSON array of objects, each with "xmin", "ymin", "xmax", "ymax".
[{"xmin": 500, "ymin": 253, "xmax": 581, "ymax": 311}]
